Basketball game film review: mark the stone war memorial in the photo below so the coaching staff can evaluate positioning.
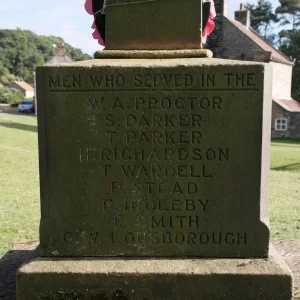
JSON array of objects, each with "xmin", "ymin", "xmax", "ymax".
[{"xmin": 17, "ymin": 0, "xmax": 294, "ymax": 299}]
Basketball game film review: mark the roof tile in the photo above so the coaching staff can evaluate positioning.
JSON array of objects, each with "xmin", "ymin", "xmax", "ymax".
[
  {"xmin": 228, "ymin": 18, "xmax": 293, "ymax": 66},
  {"xmin": 13, "ymin": 81, "xmax": 34, "ymax": 91},
  {"xmin": 274, "ymin": 99, "xmax": 300, "ymax": 112}
]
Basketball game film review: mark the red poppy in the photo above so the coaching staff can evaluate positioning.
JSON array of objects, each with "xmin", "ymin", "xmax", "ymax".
[
  {"xmin": 202, "ymin": 0, "xmax": 216, "ymax": 44},
  {"xmin": 85, "ymin": 0, "xmax": 105, "ymax": 46}
]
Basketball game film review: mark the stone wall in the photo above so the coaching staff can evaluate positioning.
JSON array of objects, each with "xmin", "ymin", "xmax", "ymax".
[
  {"xmin": 25, "ymin": 90, "xmax": 35, "ymax": 99},
  {"xmin": 206, "ymin": 0, "xmax": 225, "ymax": 58},
  {"xmin": 207, "ymin": 17, "xmax": 263, "ymax": 60},
  {"xmin": 206, "ymin": 0, "xmax": 261, "ymax": 59},
  {"xmin": 271, "ymin": 62, "xmax": 293, "ymax": 100},
  {"xmin": 271, "ymin": 102, "xmax": 300, "ymax": 138},
  {"xmin": 0, "ymin": 104, "xmax": 17, "ymax": 113}
]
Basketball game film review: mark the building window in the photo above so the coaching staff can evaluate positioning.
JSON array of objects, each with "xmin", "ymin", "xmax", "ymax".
[{"xmin": 275, "ymin": 118, "xmax": 288, "ymax": 131}]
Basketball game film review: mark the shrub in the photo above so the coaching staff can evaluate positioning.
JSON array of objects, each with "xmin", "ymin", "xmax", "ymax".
[{"xmin": 0, "ymin": 87, "xmax": 23, "ymax": 105}]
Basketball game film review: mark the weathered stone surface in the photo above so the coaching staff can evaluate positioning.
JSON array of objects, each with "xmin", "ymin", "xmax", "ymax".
[
  {"xmin": 1, "ymin": 240, "xmax": 297, "ymax": 300},
  {"xmin": 105, "ymin": 0, "xmax": 202, "ymax": 50},
  {"xmin": 94, "ymin": 49, "xmax": 213, "ymax": 59},
  {"xmin": 16, "ymin": 245, "xmax": 293, "ymax": 300},
  {"xmin": 37, "ymin": 58, "xmax": 272, "ymax": 257}
]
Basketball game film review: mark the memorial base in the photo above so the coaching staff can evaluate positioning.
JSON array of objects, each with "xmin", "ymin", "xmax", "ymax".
[{"xmin": 17, "ymin": 246, "xmax": 293, "ymax": 300}]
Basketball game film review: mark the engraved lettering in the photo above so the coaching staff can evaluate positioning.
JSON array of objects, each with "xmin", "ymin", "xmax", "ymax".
[
  {"xmin": 79, "ymin": 148, "xmax": 96, "ymax": 163},
  {"xmin": 86, "ymin": 232, "xmax": 99, "ymax": 244},
  {"xmin": 89, "ymin": 97, "xmax": 104, "ymax": 110},
  {"xmin": 49, "ymin": 75, "xmax": 60, "ymax": 88},
  {"xmin": 225, "ymin": 73, "xmax": 256, "ymax": 87},
  {"xmin": 134, "ymin": 96, "xmax": 223, "ymax": 110},
  {"xmin": 63, "ymin": 232, "xmax": 72, "ymax": 243},
  {"xmin": 113, "ymin": 97, "xmax": 124, "ymax": 109},
  {"xmin": 114, "ymin": 215, "xmax": 125, "ymax": 227},
  {"xmin": 112, "ymin": 182, "xmax": 121, "ymax": 194},
  {"xmin": 133, "ymin": 74, "xmax": 194, "ymax": 88},
  {"xmin": 89, "ymin": 75, "xmax": 125, "ymax": 88},
  {"xmin": 49, "ymin": 75, "xmax": 81, "ymax": 88},
  {"xmin": 201, "ymin": 74, "xmax": 215, "ymax": 87},
  {"xmin": 103, "ymin": 199, "xmax": 113, "ymax": 210},
  {"xmin": 105, "ymin": 114, "xmax": 115, "ymax": 126}
]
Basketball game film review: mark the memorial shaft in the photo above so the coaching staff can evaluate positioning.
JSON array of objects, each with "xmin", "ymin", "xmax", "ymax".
[{"xmin": 37, "ymin": 58, "xmax": 271, "ymax": 258}]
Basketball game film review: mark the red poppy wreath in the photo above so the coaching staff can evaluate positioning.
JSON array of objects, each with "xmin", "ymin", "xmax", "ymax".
[{"xmin": 85, "ymin": 0, "xmax": 216, "ymax": 46}]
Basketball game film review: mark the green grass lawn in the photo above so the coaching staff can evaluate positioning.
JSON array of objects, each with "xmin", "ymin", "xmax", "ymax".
[
  {"xmin": 270, "ymin": 139, "xmax": 300, "ymax": 239},
  {"xmin": 0, "ymin": 113, "xmax": 40, "ymax": 256},
  {"xmin": 0, "ymin": 113, "xmax": 300, "ymax": 256}
]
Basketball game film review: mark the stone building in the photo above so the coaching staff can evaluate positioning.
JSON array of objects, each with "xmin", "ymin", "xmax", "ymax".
[
  {"xmin": 8, "ymin": 81, "xmax": 35, "ymax": 98},
  {"xmin": 207, "ymin": 1, "xmax": 300, "ymax": 138},
  {"xmin": 46, "ymin": 43, "xmax": 72, "ymax": 65},
  {"xmin": 33, "ymin": 43, "xmax": 73, "ymax": 115}
]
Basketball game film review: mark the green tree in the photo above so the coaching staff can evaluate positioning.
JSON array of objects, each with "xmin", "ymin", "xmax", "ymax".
[
  {"xmin": 0, "ymin": 61, "xmax": 16, "ymax": 85},
  {"xmin": 0, "ymin": 87, "xmax": 23, "ymax": 104},
  {"xmin": 276, "ymin": 0, "xmax": 300, "ymax": 29},
  {"xmin": 276, "ymin": 0, "xmax": 300, "ymax": 100},
  {"xmin": 279, "ymin": 30, "xmax": 300, "ymax": 99},
  {"xmin": 245, "ymin": 0, "xmax": 278, "ymax": 39},
  {"xmin": 0, "ymin": 29, "xmax": 91, "ymax": 85}
]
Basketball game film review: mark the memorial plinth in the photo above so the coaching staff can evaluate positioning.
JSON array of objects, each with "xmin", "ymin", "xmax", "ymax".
[
  {"xmin": 17, "ymin": 245, "xmax": 293, "ymax": 300},
  {"xmin": 37, "ymin": 57, "xmax": 270, "ymax": 258}
]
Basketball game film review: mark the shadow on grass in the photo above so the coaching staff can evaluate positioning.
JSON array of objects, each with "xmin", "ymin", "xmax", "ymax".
[
  {"xmin": 271, "ymin": 138, "xmax": 300, "ymax": 146},
  {"xmin": 0, "ymin": 121, "xmax": 37, "ymax": 133},
  {"xmin": 5, "ymin": 112, "xmax": 36, "ymax": 117},
  {"xmin": 271, "ymin": 144, "xmax": 300, "ymax": 148},
  {"xmin": 0, "ymin": 245, "xmax": 39, "ymax": 300},
  {"xmin": 271, "ymin": 163, "xmax": 300, "ymax": 172}
]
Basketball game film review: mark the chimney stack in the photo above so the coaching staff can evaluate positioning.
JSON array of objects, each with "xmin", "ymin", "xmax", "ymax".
[
  {"xmin": 235, "ymin": 3, "xmax": 251, "ymax": 28},
  {"xmin": 214, "ymin": 0, "xmax": 227, "ymax": 16},
  {"xmin": 58, "ymin": 43, "xmax": 66, "ymax": 56}
]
